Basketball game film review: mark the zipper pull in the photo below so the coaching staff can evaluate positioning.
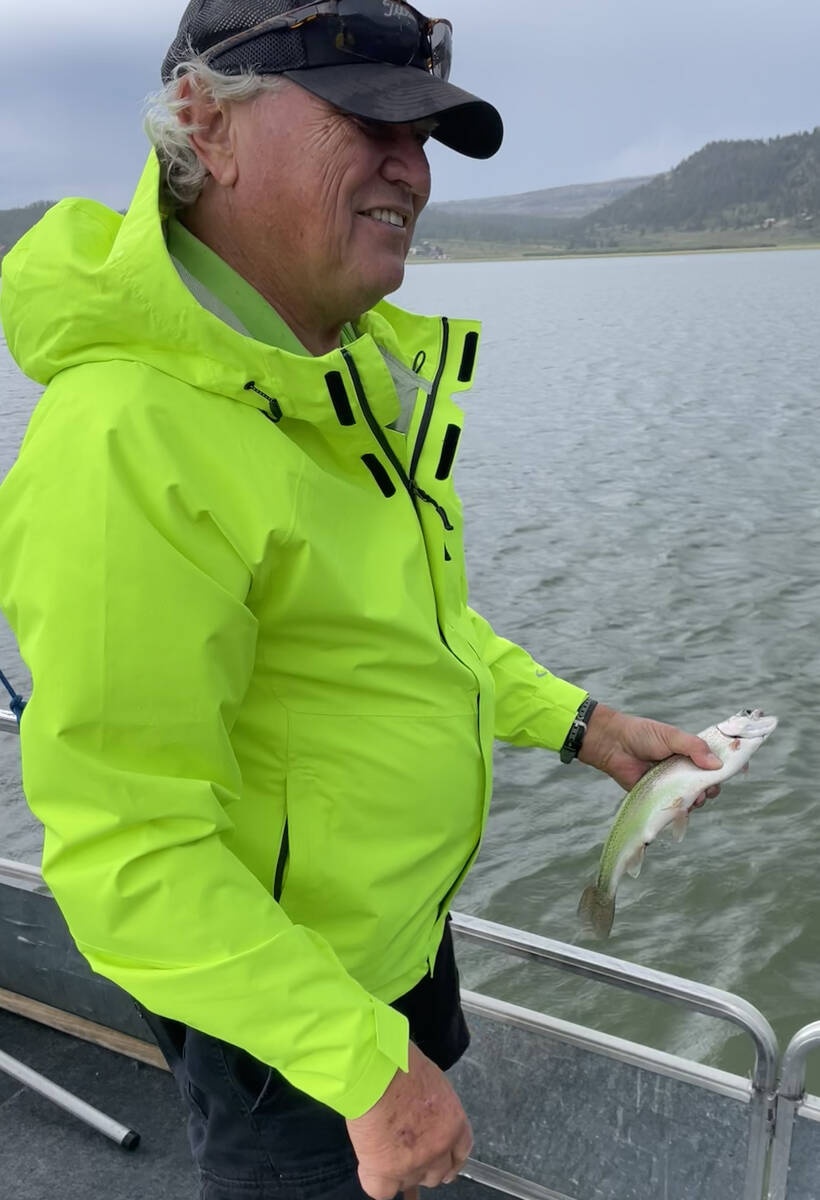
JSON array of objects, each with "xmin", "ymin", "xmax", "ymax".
[{"xmin": 412, "ymin": 484, "xmax": 454, "ymax": 531}]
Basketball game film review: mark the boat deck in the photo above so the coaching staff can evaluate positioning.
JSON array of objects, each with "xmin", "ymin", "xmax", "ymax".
[
  {"xmin": 0, "ymin": 1006, "xmax": 199, "ymax": 1199},
  {"xmin": 0, "ymin": 1007, "xmax": 479, "ymax": 1200}
]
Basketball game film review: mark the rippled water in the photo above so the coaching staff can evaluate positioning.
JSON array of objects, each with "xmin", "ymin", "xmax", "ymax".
[{"xmin": 2, "ymin": 249, "xmax": 819, "ymax": 1083}]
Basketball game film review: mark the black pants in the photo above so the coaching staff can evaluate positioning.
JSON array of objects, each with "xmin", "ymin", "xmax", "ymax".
[{"xmin": 138, "ymin": 921, "xmax": 470, "ymax": 1200}]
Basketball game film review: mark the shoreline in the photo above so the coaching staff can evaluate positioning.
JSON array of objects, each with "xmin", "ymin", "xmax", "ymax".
[{"xmin": 408, "ymin": 241, "xmax": 820, "ymax": 266}]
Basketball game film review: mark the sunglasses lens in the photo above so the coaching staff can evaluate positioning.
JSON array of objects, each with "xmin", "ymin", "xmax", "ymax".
[
  {"xmin": 337, "ymin": 0, "xmax": 420, "ymax": 66},
  {"xmin": 429, "ymin": 21, "xmax": 452, "ymax": 80}
]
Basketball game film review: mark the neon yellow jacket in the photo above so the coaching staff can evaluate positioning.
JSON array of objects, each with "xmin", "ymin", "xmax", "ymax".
[{"xmin": 0, "ymin": 153, "xmax": 587, "ymax": 1116}]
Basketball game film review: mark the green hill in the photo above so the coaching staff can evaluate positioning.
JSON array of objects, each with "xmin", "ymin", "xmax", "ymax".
[
  {"xmin": 0, "ymin": 202, "xmax": 56, "ymax": 260},
  {"xmin": 430, "ymin": 177, "xmax": 654, "ymax": 220},
  {"xmin": 414, "ymin": 127, "xmax": 820, "ymax": 256},
  {"xmin": 574, "ymin": 128, "xmax": 820, "ymax": 245}
]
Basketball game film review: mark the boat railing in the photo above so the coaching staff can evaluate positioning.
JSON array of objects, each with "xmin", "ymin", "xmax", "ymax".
[
  {"xmin": 0, "ymin": 708, "xmax": 19, "ymax": 735},
  {"xmin": 450, "ymin": 912, "xmax": 776, "ymax": 1200},
  {"xmin": 768, "ymin": 1022, "xmax": 820, "ymax": 1200}
]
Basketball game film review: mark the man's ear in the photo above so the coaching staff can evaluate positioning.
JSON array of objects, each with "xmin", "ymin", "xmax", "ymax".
[{"xmin": 177, "ymin": 75, "xmax": 239, "ymax": 187}]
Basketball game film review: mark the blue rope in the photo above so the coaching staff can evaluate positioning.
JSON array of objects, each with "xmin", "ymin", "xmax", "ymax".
[{"xmin": 0, "ymin": 668, "xmax": 27, "ymax": 724}]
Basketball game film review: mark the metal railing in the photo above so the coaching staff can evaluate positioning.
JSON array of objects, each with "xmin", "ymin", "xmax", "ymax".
[
  {"xmin": 768, "ymin": 1022, "xmax": 820, "ymax": 1199},
  {"xmin": 451, "ymin": 911, "xmax": 778, "ymax": 1200},
  {"xmin": 0, "ymin": 709, "xmax": 19, "ymax": 735}
]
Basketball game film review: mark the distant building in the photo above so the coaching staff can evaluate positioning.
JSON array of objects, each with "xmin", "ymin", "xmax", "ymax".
[{"xmin": 410, "ymin": 241, "xmax": 449, "ymax": 261}]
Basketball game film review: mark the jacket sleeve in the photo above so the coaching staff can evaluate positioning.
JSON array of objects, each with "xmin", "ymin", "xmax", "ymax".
[
  {"xmin": 0, "ymin": 371, "xmax": 407, "ymax": 1118},
  {"xmin": 466, "ymin": 607, "xmax": 588, "ymax": 751}
]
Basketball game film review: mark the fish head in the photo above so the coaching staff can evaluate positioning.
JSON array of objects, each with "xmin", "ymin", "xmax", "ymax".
[
  {"xmin": 710, "ymin": 709, "xmax": 778, "ymax": 764},
  {"xmin": 716, "ymin": 709, "xmax": 778, "ymax": 740}
]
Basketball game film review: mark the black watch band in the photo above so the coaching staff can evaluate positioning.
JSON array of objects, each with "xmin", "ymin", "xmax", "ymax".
[{"xmin": 560, "ymin": 697, "xmax": 598, "ymax": 764}]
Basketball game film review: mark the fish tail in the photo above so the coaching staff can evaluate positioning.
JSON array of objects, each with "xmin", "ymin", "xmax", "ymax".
[{"xmin": 578, "ymin": 884, "xmax": 616, "ymax": 940}]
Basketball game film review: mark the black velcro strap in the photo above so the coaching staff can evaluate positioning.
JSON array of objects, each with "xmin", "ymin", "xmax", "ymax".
[
  {"xmin": 325, "ymin": 372, "xmax": 356, "ymax": 426},
  {"xmin": 458, "ymin": 332, "xmax": 479, "ymax": 383},
  {"xmin": 435, "ymin": 424, "xmax": 462, "ymax": 480},
  {"xmin": 361, "ymin": 455, "xmax": 396, "ymax": 498}
]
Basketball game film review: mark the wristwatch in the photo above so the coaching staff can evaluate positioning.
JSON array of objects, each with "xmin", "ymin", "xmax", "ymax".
[{"xmin": 560, "ymin": 697, "xmax": 598, "ymax": 764}]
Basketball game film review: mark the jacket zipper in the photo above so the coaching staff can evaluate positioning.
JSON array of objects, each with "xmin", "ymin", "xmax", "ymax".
[
  {"xmin": 342, "ymin": 349, "xmax": 410, "ymax": 482},
  {"xmin": 341, "ymin": 333, "xmax": 454, "ymax": 529},
  {"xmin": 342, "ymin": 343, "xmax": 485, "ymax": 925},
  {"xmin": 409, "ymin": 317, "xmax": 450, "ymax": 482},
  {"xmin": 436, "ymin": 694, "xmax": 484, "ymax": 924}
]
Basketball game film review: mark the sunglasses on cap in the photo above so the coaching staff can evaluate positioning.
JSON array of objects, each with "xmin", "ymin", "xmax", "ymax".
[{"xmin": 202, "ymin": 0, "xmax": 453, "ymax": 82}]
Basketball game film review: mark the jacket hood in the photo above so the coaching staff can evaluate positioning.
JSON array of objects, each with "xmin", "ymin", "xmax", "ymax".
[{"xmin": 0, "ymin": 151, "xmax": 450, "ymax": 424}]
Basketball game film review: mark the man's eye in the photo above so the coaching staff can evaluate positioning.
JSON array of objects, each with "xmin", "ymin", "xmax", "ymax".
[{"xmin": 352, "ymin": 116, "xmax": 384, "ymax": 138}]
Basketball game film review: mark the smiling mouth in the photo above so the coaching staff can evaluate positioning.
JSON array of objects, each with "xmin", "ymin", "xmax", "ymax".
[{"xmin": 359, "ymin": 208, "xmax": 408, "ymax": 230}]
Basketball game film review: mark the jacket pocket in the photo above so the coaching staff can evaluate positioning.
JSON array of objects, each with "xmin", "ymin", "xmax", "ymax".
[
  {"xmin": 273, "ymin": 818, "xmax": 289, "ymax": 902},
  {"xmin": 217, "ymin": 1040, "xmax": 285, "ymax": 1118}
]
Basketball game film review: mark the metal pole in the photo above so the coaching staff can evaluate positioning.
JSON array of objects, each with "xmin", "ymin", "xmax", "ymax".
[
  {"xmin": 0, "ymin": 709, "xmax": 20, "ymax": 735},
  {"xmin": 0, "ymin": 1047, "xmax": 139, "ymax": 1150}
]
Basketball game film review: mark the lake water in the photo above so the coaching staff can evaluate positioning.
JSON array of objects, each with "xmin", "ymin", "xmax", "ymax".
[{"xmin": 2, "ymin": 248, "xmax": 820, "ymax": 1085}]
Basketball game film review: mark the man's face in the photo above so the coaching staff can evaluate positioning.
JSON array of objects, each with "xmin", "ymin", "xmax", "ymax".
[{"xmin": 226, "ymin": 82, "xmax": 433, "ymax": 328}]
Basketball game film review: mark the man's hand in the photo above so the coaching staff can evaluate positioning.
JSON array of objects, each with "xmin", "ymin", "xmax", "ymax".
[
  {"xmin": 346, "ymin": 1042, "xmax": 473, "ymax": 1200},
  {"xmin": 577, "ymin": 703, "xmax": 723, "ymax": 805}
]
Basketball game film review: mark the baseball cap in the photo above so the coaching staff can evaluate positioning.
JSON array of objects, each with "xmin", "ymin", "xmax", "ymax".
[{"xmin": 161, "ymin": 0, "xmax": 504, "ymax": 159}]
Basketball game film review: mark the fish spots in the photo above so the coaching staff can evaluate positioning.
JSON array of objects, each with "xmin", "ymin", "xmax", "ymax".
[{"xmin": 731, "ymin": 738, "xmax": 741, "ymax": 751}]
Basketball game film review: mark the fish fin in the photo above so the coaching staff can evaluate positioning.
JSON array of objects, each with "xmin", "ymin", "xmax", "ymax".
[
  {"xmin": 578, "ymin": 885, "xmax": 616, "ymax": 940},
  {"xmin": 625, "ymin": 842, "xmax": 646, "ymax": 879},
  {"xmin": 666, "ymin": 808, "xmax": 689, "ymax": 843}
]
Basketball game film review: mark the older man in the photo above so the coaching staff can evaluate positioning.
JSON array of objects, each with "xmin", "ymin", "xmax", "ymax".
[{"xmin": 0, "ymin": 2, "xmax": 721, "ymax": 1198}]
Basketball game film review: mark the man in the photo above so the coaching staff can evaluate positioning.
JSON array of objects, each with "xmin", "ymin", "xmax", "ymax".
[{"xmin": 0, "ymin": 3, "xmax": 721, "ymax": 1198}]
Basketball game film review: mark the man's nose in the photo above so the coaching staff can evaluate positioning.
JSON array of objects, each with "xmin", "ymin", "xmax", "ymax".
[{"xmin": 381, "ymin": 128, "xmax": 432, "ymax": 199}]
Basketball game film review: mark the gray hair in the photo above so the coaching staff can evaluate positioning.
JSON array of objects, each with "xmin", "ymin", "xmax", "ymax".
[{"xmin": 143, "ymin": 60, "xmax": 289, "ymax": 210}]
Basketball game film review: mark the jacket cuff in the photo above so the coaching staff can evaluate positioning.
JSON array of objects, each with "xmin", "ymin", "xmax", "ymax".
[
  {"xmin": 334, "ymin": 999, "xmax": 410, "ymax": 1119},
  {"xmin": 530, "ymin": 673, "xmax": 589, "ymax": 751}
]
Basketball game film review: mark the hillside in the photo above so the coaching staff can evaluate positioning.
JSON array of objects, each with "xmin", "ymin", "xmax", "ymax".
[
  {"xmin": 0, "ymin": 202, "xmax": 56, "ymax": 258},
  {"xmin": 415, "ymin": 127, "xmax": 820, "ymax": 256},
  {"xmin": 575, "ymin": 128, "xmax": 820, "ymax": 245},
  {"xmin": 414, "ymin": 176, "xmax": 654, "ymax": 247},
  {"xmin": 431, "ymin": 176, "xmax": 654, "ymax": 220}
]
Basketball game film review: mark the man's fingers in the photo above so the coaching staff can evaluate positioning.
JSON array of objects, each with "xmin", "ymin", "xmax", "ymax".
[
  {"xmin": 453, "ymin": 1124, "xmax": 474, "ymax": 1164},
  {"xmin": 421, "ymin": 1152, "xmax": 458, "ymax": 1189},
  {"xmin": 443, "ymin": 1142, "xmax": 471, "ymax": 1185},
  {"xmin": 693, "ymin": 784, "xmax": 721, "ymax": 809}
]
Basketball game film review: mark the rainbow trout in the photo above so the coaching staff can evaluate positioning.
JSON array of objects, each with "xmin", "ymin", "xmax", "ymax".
[{"xmin": 578, "ymin": 708, "xmax": 778, "ymax": 939}]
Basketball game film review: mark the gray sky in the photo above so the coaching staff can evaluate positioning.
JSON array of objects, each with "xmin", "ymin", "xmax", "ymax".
[{"xmin": 3, "ymin": 0, "xmax": 819, "ymax": 210}]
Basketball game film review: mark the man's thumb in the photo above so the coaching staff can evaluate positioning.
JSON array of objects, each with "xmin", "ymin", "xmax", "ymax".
[{"xmin": 688, "ymin": 735, "xmax": 722, "ymax": 770}]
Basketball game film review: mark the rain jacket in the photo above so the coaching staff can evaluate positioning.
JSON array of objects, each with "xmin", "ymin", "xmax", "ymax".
[{"xmin": 0, "ymin": 151, "xmax": 587, "ymax": 1117}]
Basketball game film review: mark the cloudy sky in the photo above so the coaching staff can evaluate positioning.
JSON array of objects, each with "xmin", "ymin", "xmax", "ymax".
[{"xmin": 3, "ymin": 0, "xmax": 819, "ymax": 210}]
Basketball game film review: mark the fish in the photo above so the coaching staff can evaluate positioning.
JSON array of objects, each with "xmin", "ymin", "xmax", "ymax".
[{"xmin": 578, "ymin": 708, "xmax": 778, "ymax": 939}]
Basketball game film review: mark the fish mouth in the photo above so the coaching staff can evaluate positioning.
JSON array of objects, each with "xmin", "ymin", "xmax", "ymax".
[{"xmin": 717, "ymin": 709, "xmax": 778, "ymax": 739}]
